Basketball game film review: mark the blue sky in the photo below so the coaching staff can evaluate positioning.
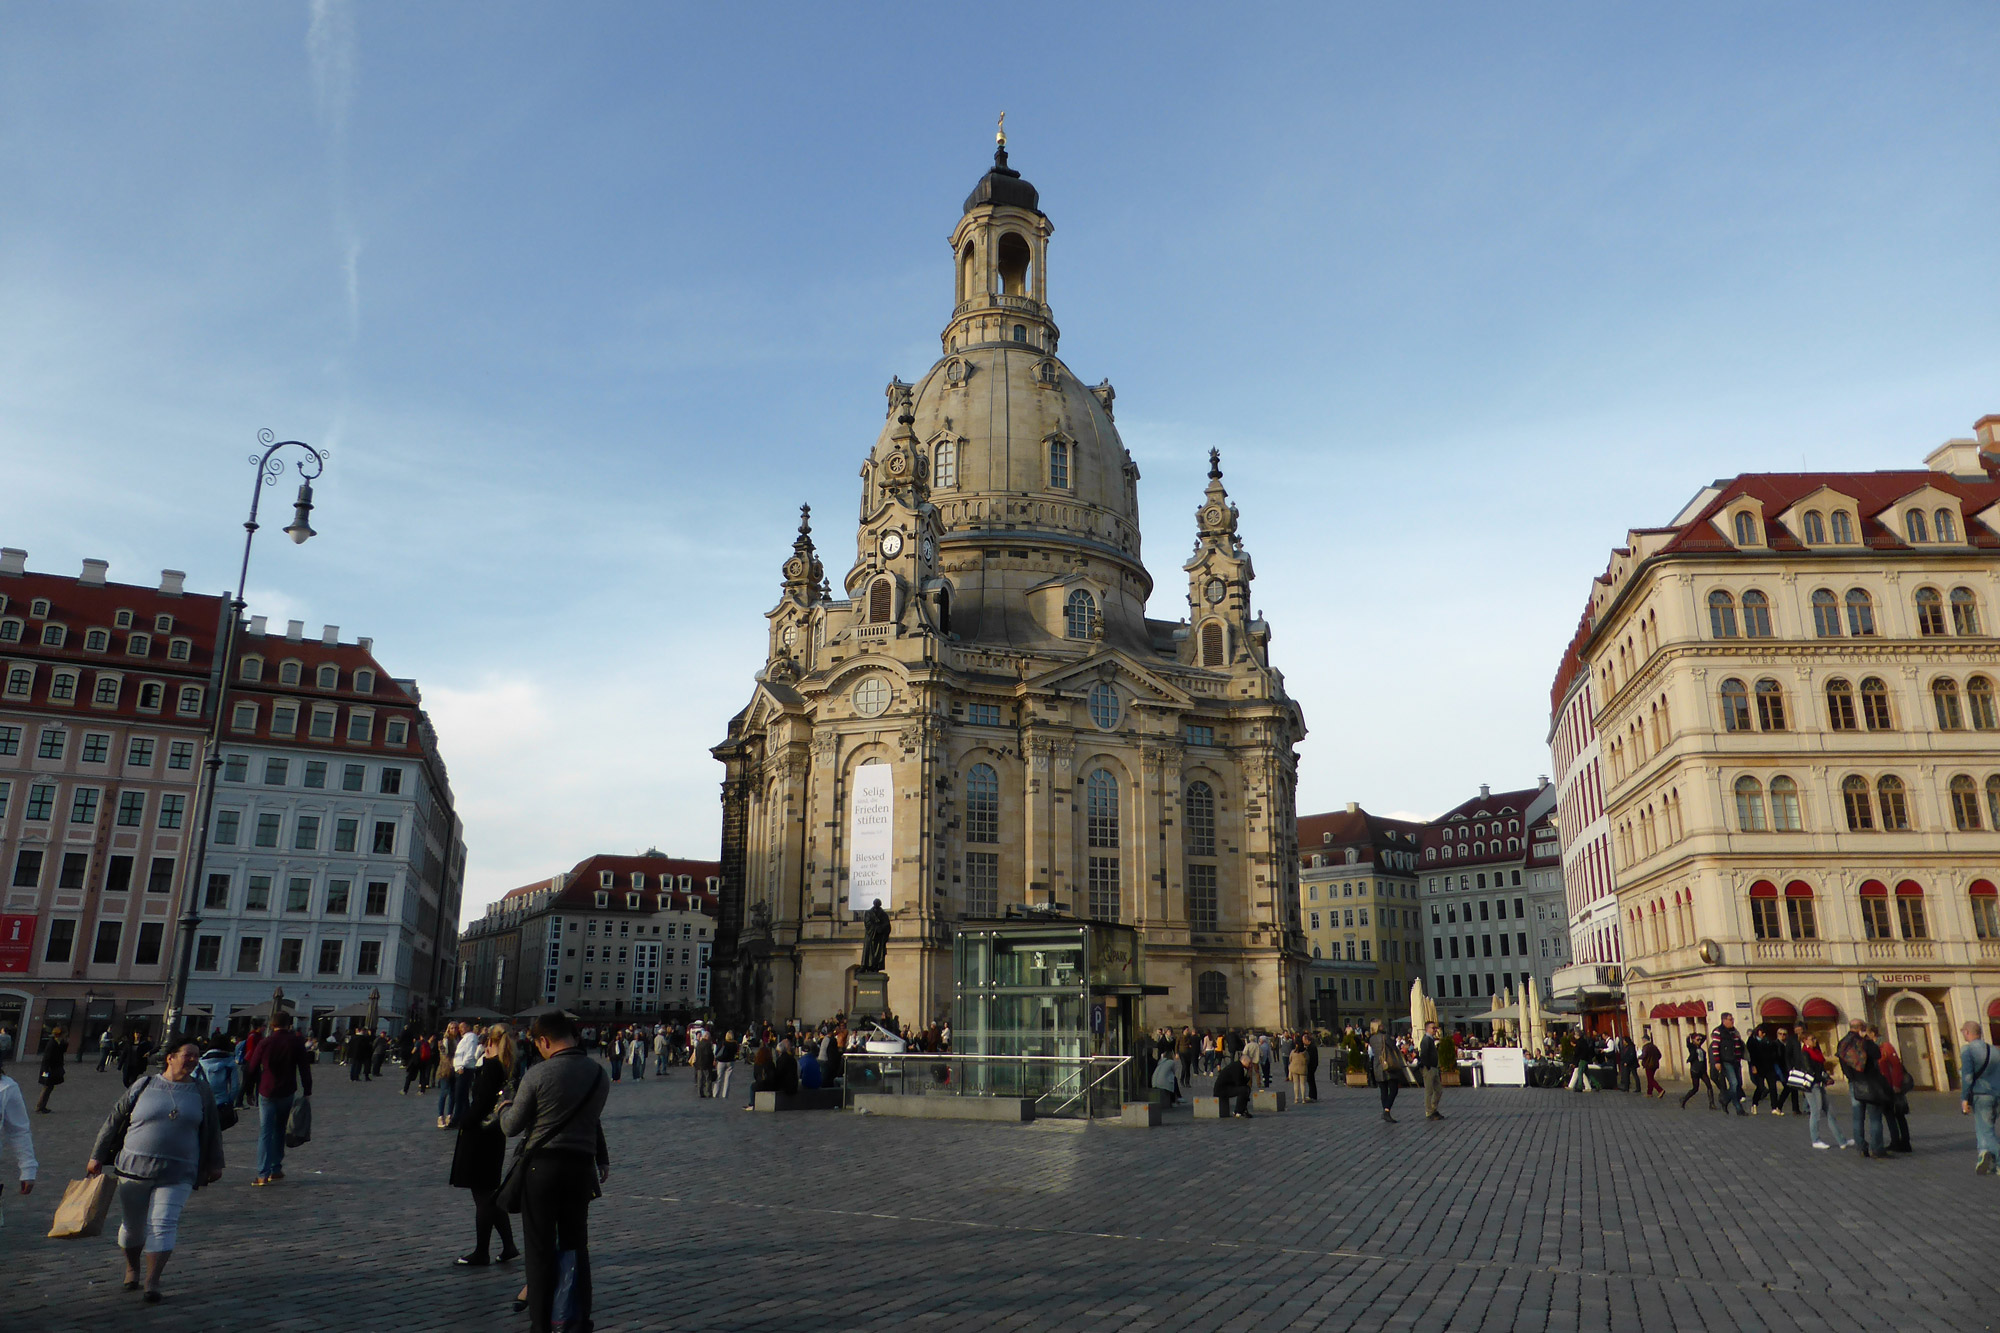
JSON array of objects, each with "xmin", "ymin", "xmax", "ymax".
[{"xmin": 4, "ymin": 5, "xmax": 1996, "ymax": 919}]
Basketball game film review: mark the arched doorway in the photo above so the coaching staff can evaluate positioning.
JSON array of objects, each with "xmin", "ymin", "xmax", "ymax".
[{"xmin": 1885, "ymin": 991, "xmax": 1942, "ymax": 1089}]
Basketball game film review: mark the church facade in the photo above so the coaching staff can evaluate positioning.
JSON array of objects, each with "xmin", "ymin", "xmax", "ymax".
[{"xmin": 711, "ymin": 138, "xmax": 1307, "ymax": 1032}]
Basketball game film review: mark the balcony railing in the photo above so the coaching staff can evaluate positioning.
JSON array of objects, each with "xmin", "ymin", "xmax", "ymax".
[
  {"xmin": 951, "ymin": 293, "xmax": 1046, "ymax": 318},
  {"xmin": 1751, "ymin": 940, "xmax": 1825, "ymax": 962}
]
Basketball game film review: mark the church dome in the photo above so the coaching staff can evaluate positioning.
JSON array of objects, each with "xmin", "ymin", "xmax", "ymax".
[{"xmin": 962, "ymin": 145, "xmax": 1041, "ymax": 215}]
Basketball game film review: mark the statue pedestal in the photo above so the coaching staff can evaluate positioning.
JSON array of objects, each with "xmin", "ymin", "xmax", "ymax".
[{"xmin": 852, "ymin": 971, "xmax": 889, "ymax": 1023}]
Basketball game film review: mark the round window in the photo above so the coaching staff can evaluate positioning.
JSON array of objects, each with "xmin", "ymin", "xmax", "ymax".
[
  {"xmin": 853, "ymin": 677, "xmax": 891, "ymax": 718},
  {"xmin": 1087, "ymin": 682, "xmax": 1120, "ymax": 730}
]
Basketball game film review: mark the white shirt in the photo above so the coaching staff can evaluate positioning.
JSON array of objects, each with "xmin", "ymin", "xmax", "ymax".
[
  {"xmin": 455, "ymin": 1031, "xmax": 483, "ymax": 1070},
  {"xmin": 0, "ymin": 1073, "xmax": 37, "ymax": 1183}
]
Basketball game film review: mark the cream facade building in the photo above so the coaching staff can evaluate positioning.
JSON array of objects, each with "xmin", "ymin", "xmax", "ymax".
[
  {"xmin": 1574, "ymin": 416, "xmax": 2000, "ymax": 1084},
  {"xmin": 712, "ymin": 138, "xmax": 1308, "ymax": 1031},
  {"xmin": 1297, "ymin": 805, "xmax": 1424, "ymax": 1030}
]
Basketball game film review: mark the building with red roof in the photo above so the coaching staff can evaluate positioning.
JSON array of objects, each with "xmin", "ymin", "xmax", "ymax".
[
  {"xmin": 1553, "ymin": 413, "xmax": 2000, "ymax": 1082},
  {"xmin": 1296, "ymin": 804, "xmax": 1426, "ymax": 1030},
  {"xmin": 458, "ymin": 851, "xmax": 720, "ymax": 1021}
]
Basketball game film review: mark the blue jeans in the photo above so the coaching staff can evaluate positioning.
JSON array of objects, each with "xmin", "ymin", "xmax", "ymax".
[
  {"xmin": 1718, "ymin": 1061, "xmax": 1743, "ymax": 1111},
  {"xmin": 437, "ymin": 1074, "xmax": 457, "ymax": 1122},
  {"xmin": 1849, "ymin": 1096, "xmax": 1885, "ymax": 1153},
  {"xmin": 629, "ymin": 1054, "xmax": 644, "ymax": 1082},
  {"xmin": 1803, "ymin": 1083, "xmax": 1839, "ymax": 1145},
  {"xmin": 258, "ymin": 1092, "xmax": 295, "ymax": 1178},
  {"xmin": 1971, "ymin": 1092, "xmax": 1999, "ymax": 1160}
]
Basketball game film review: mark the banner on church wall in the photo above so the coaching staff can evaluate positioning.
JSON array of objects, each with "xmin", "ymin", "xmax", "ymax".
[{"xmin": 847, "ymin": 762, "xmax": 895, "ymax": 913}]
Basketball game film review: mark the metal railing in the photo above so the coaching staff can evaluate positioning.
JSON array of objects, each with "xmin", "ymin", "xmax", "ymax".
[{"xmin": 841, "ymin": 1052, "xmax": 1134, "ymax": 1120}]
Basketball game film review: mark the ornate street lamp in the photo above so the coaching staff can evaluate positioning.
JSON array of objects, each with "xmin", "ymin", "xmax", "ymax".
[
  {"xmin": 1860, "ymin": 972, "xmax": 1880, "ymax": 1031},
  {"xmin": 161, "ymin": 432, "xmax": 327, "ymax": 1040}
]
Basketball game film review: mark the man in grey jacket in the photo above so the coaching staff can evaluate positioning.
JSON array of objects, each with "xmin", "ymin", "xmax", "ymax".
[
  {"xmin": 1960, "ymin": 1020, "xmax": 2000, "ymax": 1175},
  {"xmin": 500, "ymin": 1011, "xmax": 610, "ymax": 1333}
]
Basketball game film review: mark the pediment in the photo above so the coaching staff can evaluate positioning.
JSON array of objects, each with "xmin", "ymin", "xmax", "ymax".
[
  {"xmin": 1025, "ymin": 648, "xmax": 1196, "ymax": 707},
  {"xmin": 1776, "ymin": 486, "xmax": 1860, "ymax": 543},
  {"xmin": 740, "ymin": 677, "xmax": 808, "ymax": 731}
]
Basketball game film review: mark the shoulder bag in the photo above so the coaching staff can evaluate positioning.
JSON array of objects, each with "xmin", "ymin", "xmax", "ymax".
[{"xmin": 497, "ymin": 1066, "xmax": 605, "ymax": 1215}]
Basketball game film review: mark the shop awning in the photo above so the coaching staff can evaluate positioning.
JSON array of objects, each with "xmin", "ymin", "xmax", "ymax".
[
  {"xmin": 1677, "ymin": 1001, "xmax": 1707, "ymax": 1020},
  {"xmin": 1649, "ymin": 1003, "xmax": 1672, "ymax": 1020},
  {"xmin": 122, "ymin": 1000, "xmax": 157, "ymax": 1014},
  {"xmin": 1759, "ymin": 997, "xmax": 1798, "ymax": 1020},
  {"xmin": 1801, "ymin": 998, "xmax": 1840, "ymax": 1021}
]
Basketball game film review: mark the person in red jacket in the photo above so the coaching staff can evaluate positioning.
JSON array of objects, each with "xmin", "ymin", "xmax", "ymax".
[
  {"xmin": 241, "ymin": 1012, "xmax": 312, "ymax": 1186},
  {"xmin": 1874, "ymin": 1027, "xmax": 1913, "ymax": 1154}
]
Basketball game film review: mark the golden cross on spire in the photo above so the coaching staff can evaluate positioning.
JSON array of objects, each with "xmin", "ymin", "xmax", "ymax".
[{"xmin": 996, "ymin": 111, "xmax": 1006, "ymax": 147}]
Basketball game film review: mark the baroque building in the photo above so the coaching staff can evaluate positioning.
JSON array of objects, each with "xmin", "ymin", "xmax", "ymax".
[
  {"xmin": 1296, "ymin": 804, "xmax": 1425, "ymax": 1030},
  {"xmin": 712, "ymin": 137, "xmax": 1307, "ymax": 1031},
  {"xmin": 1558, "ymin": 415, "xmax": 2000, "ymax": 1085}
]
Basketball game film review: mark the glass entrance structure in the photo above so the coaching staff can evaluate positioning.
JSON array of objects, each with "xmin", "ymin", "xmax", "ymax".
[{"xmin": 949, "ymin": 918, "xmax": 1157, "ymax": 1117}]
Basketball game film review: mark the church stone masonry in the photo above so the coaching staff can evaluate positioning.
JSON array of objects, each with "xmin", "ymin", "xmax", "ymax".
[{"xmin": 711, "ymin": 136, "xmax": 1307, "ymax": 1032}]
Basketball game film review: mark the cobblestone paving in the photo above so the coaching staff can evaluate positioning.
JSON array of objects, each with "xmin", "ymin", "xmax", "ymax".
[{"xmin": 3, "ymin": 1061, "xmax": 1997, "ymax": 1332}]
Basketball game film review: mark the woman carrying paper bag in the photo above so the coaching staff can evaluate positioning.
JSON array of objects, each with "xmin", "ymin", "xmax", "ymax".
[{"xmin": 80, "ymin": 1037, "xmax": 225, "ymax": 1304}]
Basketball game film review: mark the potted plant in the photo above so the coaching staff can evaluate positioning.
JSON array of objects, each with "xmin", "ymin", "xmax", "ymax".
[{"xmin": 1345, "ymin": 1033, "xmax": 1370, "ymax": 1087}]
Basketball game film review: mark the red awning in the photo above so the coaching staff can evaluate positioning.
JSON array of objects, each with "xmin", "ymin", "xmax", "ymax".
[
  {"xmin": 1972, "ymin": 879, "xmax": 1997, "ymax": 897},
  {"xmin": 1989, "ymin": 998, "xmax": 2000, "ymax": 1020},
  {"xmin": 1678, "ymin": 1001, "xmax": 1708, "ymax": 1019},
  {"xmin": 1759, "ymin": 997, "xmax": 1798, "ymax": 1020},
  {"xmin": 1784, "ymin": 880, "xmax": 1814, "ymax": 898},
  {"xmin": 1749, "ymin": 879, "xmax": 1777, "ymax": 898},
  {"xmin": 1860, "ymin": 879, "xmax": 1887, "ymax": 897},
  {"xmin": 1895, "ymin": 879, "xmax": 1924, "ymax": 897},
  {"xmin": 1802, "ymin": 998, "xmax": 1840, "ymax": 1021},
  {"xmin": 1649, "ymin": 1003, "xmax": 1672, "ymax": 1019}
]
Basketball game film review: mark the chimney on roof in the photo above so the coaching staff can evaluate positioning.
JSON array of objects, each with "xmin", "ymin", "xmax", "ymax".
[
  {"xmin": 1976, "ymin": 416, "xmax": 2000, "ymax": 475},
  {"xmin": 1539, "ymin": 775, "xmax": 1550, "ymax": 790},
  {"xmin": 79, "ymin": 558, "xmax": 108, "ymax": 586},
  {"xmin": 357, "ymin": 637, "xmax": 372, "ymax": 654},
  {"xmin": 158, "ymin": 570, "xmax": 185, "ymax": 597},
  {"xmin": 1926, "ymin": 437, "xmax": 1986, "ymax": 478},
  {"xmin": 1479, "ymin": 783, "xmax": 1490, "ymax": 799},
  {"xmin": 1346, "ymin": 801, "xmax": 1359, "ymax": 814},
  {"xmin": 248, "ymin": 615, "xmax": 268, "ymax": 637},
  {"xmin": 285, "ymin": 619, "xmax": 304, "ymax": 641},
  {"xmin": 0, "ymin": 549, "xmax": 24, "ymax": 577},
  {"xmin": 321, "ymin": 624, "xmax": 339, "ymax": 645}
]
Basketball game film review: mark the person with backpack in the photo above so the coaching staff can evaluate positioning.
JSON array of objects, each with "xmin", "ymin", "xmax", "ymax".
[
  {"xmin": 1710, "ymin": 1015, "xmax": 1747, "ymax": 1116},
  {"xmin": 1958, "ymin": 1020, "xmax": 2000, "ymax": 1175},
  {"xmin": 1837, "ymin": 1019, "xmax": 1890, "ymax": 1159},
  {"xmin": 241, "ymin": 1013, "xmax": 310, "ymax": 1186}
]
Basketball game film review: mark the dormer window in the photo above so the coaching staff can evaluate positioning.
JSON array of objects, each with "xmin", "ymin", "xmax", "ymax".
[
  {"xmin": 627, "ymin": 893, "xmax": 641, "ymax": 909},
  {"xmin": 1831, "ymin": 510, "xmax": 1855, "ymax": 543},
  {"xmin": 168, "ymin": 638, "xmax": 191, "ymax": 661},
  {"xmin": 84, "ymin": 629, "xmax": 109, "ymax": 652},
  {"xmin": 40, "ymin": 624, "xmax": 66, "ymax": 648},
  {"xmin": 594, "ymin": 891, "xmax": 608, "ymax": 908},
  {"xmin": 153, "ymin": 614, "xmax": 172, "ymax": 633},
  {"xmin": 384, "ymin": 718, "xmax": 407, "ymax": 745},
  {"xmin": 279, "ymin": 661, "xmax": 301, "ymax": 686},
  {"xmin": 354, "ymin": 669, "xmax": 374, "ymax": 693},
  {"xmin": 1732, "ymin": 511, "xmax": 1759, "ymax": 546},
  {"xmin": 599, "ymin": 871, "xmax": 614, "ymax": 888},
  {"xmin": 30, "ymin": 599, "xmax": 49, "ymax": 618},
  {"xmin": 1049, "ymin": 438, "xmax": 1070, "ymax": 490},
  {"xmin": 933, "ymin": 438, "xmax": 956, "ymax": 489},
  {"xmin": 113, "ymin": 609, "xmax": 132, "ymax": 629},
  {"xmin": 1802, "ymin": 511, "xmax": 1826, "ymax": 543},
  {"xmin": 127, "ymin": 633, "xmax": 150, "ymax": 656},
  {"xmin": 1936, "ymin": 508, "xmax": 1959, "ymax": 542},
  {"xmin": 1905, "ymin": 509, "xmax": 1930, "ymax": 544},
  {"xmin": 241, "ymin": 656, "xmax": 263, "ymax": 682},
  {"xmin": 1064, "ymin": 589, "xmax": 1098, "ymax": 640},
  {"xmin": 0, "ymin": 619, "xmax": 18, "ymax": 643}
]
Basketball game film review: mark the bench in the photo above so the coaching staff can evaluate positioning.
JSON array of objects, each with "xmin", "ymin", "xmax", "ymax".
[
  {"xmin": 1252, "ymin": 1088, "xmax": 1289, "ymax": 1113},
  {"xmin": 752, "ymin": 1088, "xmax": 843, "ymax": 1112},
  {"xmin": 1103, "ymin": 1101, "xmax": 1160, "ymax": 1128}
]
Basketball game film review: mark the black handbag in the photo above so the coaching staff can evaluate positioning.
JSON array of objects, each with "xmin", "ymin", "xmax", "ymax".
[{"xmin": 497, "ymin": 1067, "xmax": 604, "ymax": 1215}]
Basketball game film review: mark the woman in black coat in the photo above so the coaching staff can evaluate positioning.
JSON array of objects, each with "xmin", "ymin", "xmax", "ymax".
[
  {"xmin": 35, "ymin": 1027, "xmax": 66, "ymax": 1113},
  {"xmin": 447, "ymin": 1026, "xmax": 518, "ymax": 1266}
]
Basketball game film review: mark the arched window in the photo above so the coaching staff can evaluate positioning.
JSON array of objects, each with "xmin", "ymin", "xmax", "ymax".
[
  {"xmin": 1802, "ymin": 510, "xmax": 1826, "ymax": 543},
  {"xmin": 1895, "ymin": 880, "xmax": 1929, "ymax": 940},
  {"xmin": 1708, "ymin": 590, "xmax": 1738, "ymax": 638},
  {"xmin": 1770, "ymin": 775, "xmax": 1802, "ymax": 831},
  {"xmin": 1952, "ymin": 587, "xmax": 1982, "ymax": 636},
  {"xmin": 958, "ymin": 241, "xmax": 976, "ymax": 303},
  {"xmin": 1842, "ymin": 775, "xmax": 1874, "ymax": 831},
  {"xmin": 1200, "ymin": 621, "xmax": 1224, "ymax": 667},
  {"xmin": 1012, "ymin": 324, "xmax": 1027, "ymax": 343},
  {"xmin": 1733, "ymin": 511, "xmax": 1758, "ymax": 546},
  {"xmin": 868, "ymin": 579, "xmax": 894, "ymax": 624},
  {"xmin": 1859, "ymin": 676, "xmax": 1894, "ymax": 730},
  {"xmin": 1825, "ymin": 678, "xmax": 1857, "ymax": 731},
  {"xmin": 1742, "ymin": 590, "xmax": 1773, "ymax": 638},
  {"xmin": 1184, "ymin": 781, "xmax": 1216, "ymax": 857},
  {"xmin": 1087, "ymin": 681, "xmax": 1120, "ymax": 730},
  {"xmin": 1877, "ymin": 775, "xmax": 1910, "ymax": 830},
  {"xmin": 1937, "ymin": 507, "xmax": 1959, "ymax": 542},
  {"xmin": 1905, "ymin": 509, "xmax": 1930, "ymax": 544},
  {"xmin": 1196, "ymin": 971, "xmax": 1228, "ymax": 1013},
  {"xmin": 1933, "ymin": 678, "xmax": 1964, "ymax": 730},
  {"xmin": 1734, "ymin": 776, "xmax": 1767, "ymax": 832},
  {"xmin": 1048, "ymin": 438, "xmax": 1070, "ymax": 490},
  {"xmin": 1846, "ymin": 589, "xmax": 1876, "ymax": 637},
  {"xmin": 1719, "ymin": 678, "xmax": 1751, "ymax": 732},
  {"xmin": 1064, "ymin": 589, "xmax": 1098, "ymax": 640},
  {"xmin": 1811, "ymin": 588, "xmax": 1842, "ymax": 637},
  {"xmin": 997, "ymin": 232, "xmax": 1031, "ymax": 296},
  {"xmin": 1975, "ymin": 678, "xmax": 2000, "ymax": 732},
  {"xmin": 965, "ymin": 764, "xmax": 999, "ymax": 843},
  {"xmin": 933, "ymin": 438, "xmax": 956, "ymax": 489},
  {"xmin": 1749, "ymin": 880, "xmax": 1780, "ymax": 941},
  {"xmin": 1784, "ymin": 881, "xmax": 1818, "ymax": 940},
  {"xmin": 1754, "ymin": 678, "xmax": 1787, "ymax": 731},
  {"xmin": 1950, "ymin": 774, "xmax": 1983, "ymax": 830},
  {"xmin": 1970, "ymin": 879, "xmax": 1999, "ymax": 941},
  {"xmin": 1085, "ymin": 770, "xmax": 1119, "ymax": 849},
  {"xmin": 279, "ymin": 660, "xmax": 302, "ymax": 686},
  {"xmin": 1831, "ymin": 510, "xmax": 1855, "ymax": 543},
  {"xmin": 1858, "ymin": 880, "xmax": 1891, "ymax": 939},
  {"xmin": 1915, "ymin": 587, "xmax": 1946, "ymax": 636},
  {"xmin": 240, "ymin": 656, "xmax": 263, "ymax": 682}
]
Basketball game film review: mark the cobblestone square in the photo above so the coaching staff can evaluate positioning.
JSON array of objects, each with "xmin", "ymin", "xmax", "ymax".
[{"xmin": 4, "ymin": 1063, "xmax": 1997, "ymax": 1332}]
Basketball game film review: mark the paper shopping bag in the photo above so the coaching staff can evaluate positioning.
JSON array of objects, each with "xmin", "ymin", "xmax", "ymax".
[{"xmin": 47, "ymin": 1175, "xmax": 117, "ymax": 1239}]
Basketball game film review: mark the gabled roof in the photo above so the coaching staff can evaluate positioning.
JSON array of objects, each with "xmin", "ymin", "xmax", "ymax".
[
  {"xmin": 1658, "ymin": 470, "xmax": 2000, "ymax": 557},
  {"xmin": 1296, "ymin": 806, "xmax": 1427, "ymax": 866},
  {"xmin": 502, "ymin": 851, "xmax": 722, "ymax": 915}
]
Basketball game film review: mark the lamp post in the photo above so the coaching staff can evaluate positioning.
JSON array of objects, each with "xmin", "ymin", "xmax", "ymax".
[
  {"xmin": 161, "ymin": 432, "xmax": 326, "ymax": 1040},
  {"xmin": 1860, "ymin": 972, "xmax": 1880, "ymax": 1032}
]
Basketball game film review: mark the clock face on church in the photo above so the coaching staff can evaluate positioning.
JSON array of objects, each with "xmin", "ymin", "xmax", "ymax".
[
  {"xmin": 880, "ymin": 531, "xmax": 904, "ymax": 557},
  {"xmin": 1205, "ymin": 579, "xmax": 1226, "ymax": 604}
]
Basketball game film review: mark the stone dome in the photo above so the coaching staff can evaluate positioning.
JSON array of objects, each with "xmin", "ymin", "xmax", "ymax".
[{"xmin": 962, "ymin": 145, "xmax": 1041, "ymax": 215}]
